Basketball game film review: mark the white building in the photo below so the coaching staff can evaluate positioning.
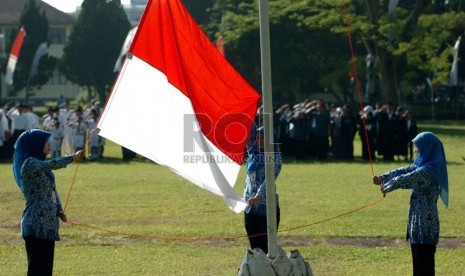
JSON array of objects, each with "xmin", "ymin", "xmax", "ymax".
[{"xmin": 0, "ymin": 0, "xmax": 80, "ymax": 105}]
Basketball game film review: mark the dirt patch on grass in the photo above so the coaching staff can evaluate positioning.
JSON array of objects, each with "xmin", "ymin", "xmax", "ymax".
[
  {"xmin": 279, "ymin": 236, "xmax": 465, "ymax": 249},
  {"xmin": 193, "ymin": 236, "xmax": 465, "ymax": 249},
  {"xmin": 2, "ymin": 227, "xmax": 465, "ymax": 249}
]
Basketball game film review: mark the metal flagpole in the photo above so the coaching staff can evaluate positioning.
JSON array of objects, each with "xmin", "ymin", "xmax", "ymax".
[{"xmin": 258, "ymin": 0, "xmax": 278, "ymax": 258}]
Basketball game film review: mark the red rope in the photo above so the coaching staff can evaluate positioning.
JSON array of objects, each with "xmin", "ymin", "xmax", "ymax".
[
  {"xmin": 66, "ymin": 196, "xmax": 385, "ymax": 242},
  {"xmin": 342, "ymin": 0, "xmax": 375, "ymax": 177}
]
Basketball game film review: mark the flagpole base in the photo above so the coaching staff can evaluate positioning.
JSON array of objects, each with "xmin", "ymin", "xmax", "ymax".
[{"xmin": 237, "ymin": 247, "xmax": 312, "ymax": 276}]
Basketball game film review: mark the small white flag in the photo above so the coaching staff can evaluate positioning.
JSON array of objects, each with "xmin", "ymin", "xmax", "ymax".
[
  {"xmin": 450, "ymin": 36, "xmax": 461, "ymax": 86},
  {"xmin": 113, "ymin": 26, "xmax": 138, "ymax": 72},
  {"xmin": 29, "ymin": 42, "xmax": 48, "ymax": 78}
]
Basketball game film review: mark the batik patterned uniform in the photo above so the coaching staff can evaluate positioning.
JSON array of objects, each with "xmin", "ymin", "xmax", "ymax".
[
  {"xmin": 20, "ymin": 156, "xmax": 73, "ymax": 241},
  {"xmin": 381, "ymin": 165, "xmax": 440, "ymax": 244}
]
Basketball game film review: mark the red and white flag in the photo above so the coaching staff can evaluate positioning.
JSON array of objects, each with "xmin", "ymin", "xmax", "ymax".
[
  {"xmin": 97, "ymin": 0, "xmax": 260, "ymax": 212},
  {"xmin": 5, "ymin": 27, "xmax": 26, "ymax": 85}
]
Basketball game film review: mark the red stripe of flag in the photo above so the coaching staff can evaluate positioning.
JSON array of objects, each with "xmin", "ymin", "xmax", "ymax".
[
  {"xmin": 11, "ymin": 27, "xmax": 26, "ymax": 58},
  {"xmin": 130, "ymin": 0, "xmax": 260, "ymax": 164}
]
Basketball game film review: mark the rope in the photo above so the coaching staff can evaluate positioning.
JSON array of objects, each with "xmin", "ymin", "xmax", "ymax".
[
  {"xmin": 66, "ymin": 196, "xmax": 385, "ymax": 242},
  {"xmin": 63, "ymin": 56, "xmax": 129, "ymax": 212},
  {"xmin": 342, "ymin": 0, "xmax": 375, "ymax": 177}
]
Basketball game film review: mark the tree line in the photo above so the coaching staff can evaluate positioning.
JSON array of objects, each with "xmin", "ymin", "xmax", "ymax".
[{"xmin": 3, "ymin": 0, "xmax": 465, "ymax": 107}]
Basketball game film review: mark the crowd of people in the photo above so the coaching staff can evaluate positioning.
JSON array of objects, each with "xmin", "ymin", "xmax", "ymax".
[
  {"xmin": 1, "ymin": 98, "xmax": 419, "ymax": 163},
  {"xmin": 274, "ymin": 99, "xmax": 419, "ymax": 161},
  {"xmin": 0, "ymin": 100, "xmax": 105, "ymax": 161}
]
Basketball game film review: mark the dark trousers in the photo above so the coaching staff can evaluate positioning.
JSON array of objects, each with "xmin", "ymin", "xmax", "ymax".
[
  {"xmin": 244, "ymin": 207, "xmax": 280, "ymax": 254},
  {"xmin": 411, "ymin": 243, "xmax": 436, "ymax": 276},
  {"xmin": 24, "ymin": 236, "xmax": 55, "ymax": 276}
]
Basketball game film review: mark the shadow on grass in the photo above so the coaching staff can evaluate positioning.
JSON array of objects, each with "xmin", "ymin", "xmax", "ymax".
[
  {"xmin": 281, "ymin": 156, "xmax": 412, "ymax": 165},
  {"xmin": 419, "ymin": 124, "xmax": 465, "ymax": 137},
  {"xmin": 282, "ymin": 155, "xmax": 464, "ymax": 166}
]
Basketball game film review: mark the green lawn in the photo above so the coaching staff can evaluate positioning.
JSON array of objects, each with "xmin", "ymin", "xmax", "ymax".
[{"xmin": 1, "ymin": 122, "xmax": 464, "ymax": 275}]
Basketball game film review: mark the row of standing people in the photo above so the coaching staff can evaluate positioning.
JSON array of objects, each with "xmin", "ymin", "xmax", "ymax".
[
  {"xmin": 0, "ymin": 101, "xmax": 105, "ymax": 161},
  {"xmin": 274, "ymin": 100, "xmax": 418, "ymax": 161},
  {"xmin": 1, "ymin": 103, "xmax": 41, "ymax": 160},
  {"xmin": 42, "ymin": 101, "xmax": 105, "ymax": 161}
]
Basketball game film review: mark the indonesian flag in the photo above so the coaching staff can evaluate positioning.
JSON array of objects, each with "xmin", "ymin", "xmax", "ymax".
[
  {"xmin": 5, "ymin": 27, "xmax": 26, "ymax": 85},
  {"xmin": 97, "ymin": 0, "xmax": 260, "ymax": 212}
]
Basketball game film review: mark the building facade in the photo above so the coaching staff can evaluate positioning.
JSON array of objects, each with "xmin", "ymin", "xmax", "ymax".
[{"xmin": 0, "ymin": 0, "xmax": 80, "ymax": 106}]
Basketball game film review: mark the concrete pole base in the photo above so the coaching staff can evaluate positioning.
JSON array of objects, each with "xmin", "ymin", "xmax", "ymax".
[{"xmin": 237, "ymin": 247, "xmax": 313, "ymax": 276}]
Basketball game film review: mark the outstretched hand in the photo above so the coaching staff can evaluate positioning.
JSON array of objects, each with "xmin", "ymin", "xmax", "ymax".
[
  {"xmin": 372, "ymin": 175, "xmax": 383, "ymax": 185},
  {"xmin": 372, "ymin": 176, "xmax": 386, "ymax": 197},
  {"xmin": 72, "ymin": 150, "xmax": 84, "ymax": 162}
]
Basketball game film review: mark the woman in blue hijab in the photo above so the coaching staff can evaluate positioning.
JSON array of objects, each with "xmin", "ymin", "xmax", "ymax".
[
  {"xmin": 13, "ymin": 129, "xmax": 82, "ymax": 276},
  {"xmin": 373, "ymin": 132, "xmax": 448, "ymax": 276},
  {"xmin": 243, "ymin": 126, "xmax": 282, "ymax": 254}
]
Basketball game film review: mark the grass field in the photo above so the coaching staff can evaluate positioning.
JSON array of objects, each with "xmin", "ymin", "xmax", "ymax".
[{"xmin": 1, "ymin": 122, "xmax": 464, "ymax": 275}]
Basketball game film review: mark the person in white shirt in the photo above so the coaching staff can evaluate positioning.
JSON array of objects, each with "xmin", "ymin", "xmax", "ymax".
[
  {"xmin": 86, "ymin": 109, "xmax": 100, "ymax": 160},
  {"xmin": 50, "ymin": 119, "xmax": 64, "ymax": 158},
  {"xmin": 24, "ymin": 105, "xmax": 40, "ymax": 130},
  {"xmin": 42, "ymin": 107, "xmax": 58, "ymax": 131},
  {"xmin": 69, "ymin": 108, "xmax": 87, "ymax": 157},
  {"xmin": 59, "ymin": 102, "xmax": 73, "ymax": 155},
  {"xmin": 6, "ymin": 104, "xmax": 29, "ymax": 141}
]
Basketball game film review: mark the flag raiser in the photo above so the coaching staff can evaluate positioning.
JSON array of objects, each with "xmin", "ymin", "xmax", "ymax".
[
  {"xmin": 5, "ymin": 27, "xmax": 26, "ymax": 85},
  {"xmin": 97, "ymin": 0, "xmax": 260, "ymax": 212}
]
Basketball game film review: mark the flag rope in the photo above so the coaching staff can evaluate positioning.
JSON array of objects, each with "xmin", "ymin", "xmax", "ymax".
[
  {"xmin": 342, "ymin": 0, "xmax": 375, "ymax": 178},
  {"xmin": 63, "ymin": 56, "xmax": 129, "ymax": 212},
  {"xmin": 63, "ymin": 0, "xmax": 384, "ymax": 244},
  {"xmin": 65, "ymin": 196, "xmax": 385, "ymax": 243}
]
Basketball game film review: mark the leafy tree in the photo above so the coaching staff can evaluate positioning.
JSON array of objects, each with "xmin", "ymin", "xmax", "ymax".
[
  {"xmin": 60, "ymin": 0, "xmax": 131, "ymax": 101},
  {"xmin": 3, "ymin": 0, "xmax": 56, "ymax": 100},
  {"xmin": 205, "ymin": 0, "xmax": 351, "ymax": 104},
  {"xmin": 203, "ymin": 0, "xmax": 465, "ymax": 105},
  {"xmin": 299, "ymin": 0, "xmax": 465, "ymax": 104},
  {"xmin": 182, "ymin": 0, "xmax": 214, "ymax": 25}
]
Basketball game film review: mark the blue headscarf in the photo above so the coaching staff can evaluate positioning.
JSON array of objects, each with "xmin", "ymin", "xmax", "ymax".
[
  {"xmin": 13, "ymin": 129, "xmax": 52, "ymax": 192},
  {"xmin": 246, "ymin": 126, "xmax": 280, "ymax": 173},
  {"xmin": 412, "ymin": 132, "xmax": 448, "ymax": 207}
]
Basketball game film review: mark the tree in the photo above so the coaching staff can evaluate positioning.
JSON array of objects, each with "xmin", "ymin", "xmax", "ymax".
[
  {"xmin": 300, "ymin": 0, "xmax": 465, "ymax": 104},
  {"xmin": 182, "ymin": 0, "xmax": 214, "ymax": 25},
  {"xmin": 205, "ymin": 0, "xmax": 351, "ymax": 104},
  {"xmin": 60, "ymin": 0, "xmax": 131, "ymax": 101},
  {"xmin": 3, "ymin": 0, "xmax": 56, "ymax": 100},
  {"xmin": 202, "ymin": 0, "xmax": 465, "ymax": 106}
]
